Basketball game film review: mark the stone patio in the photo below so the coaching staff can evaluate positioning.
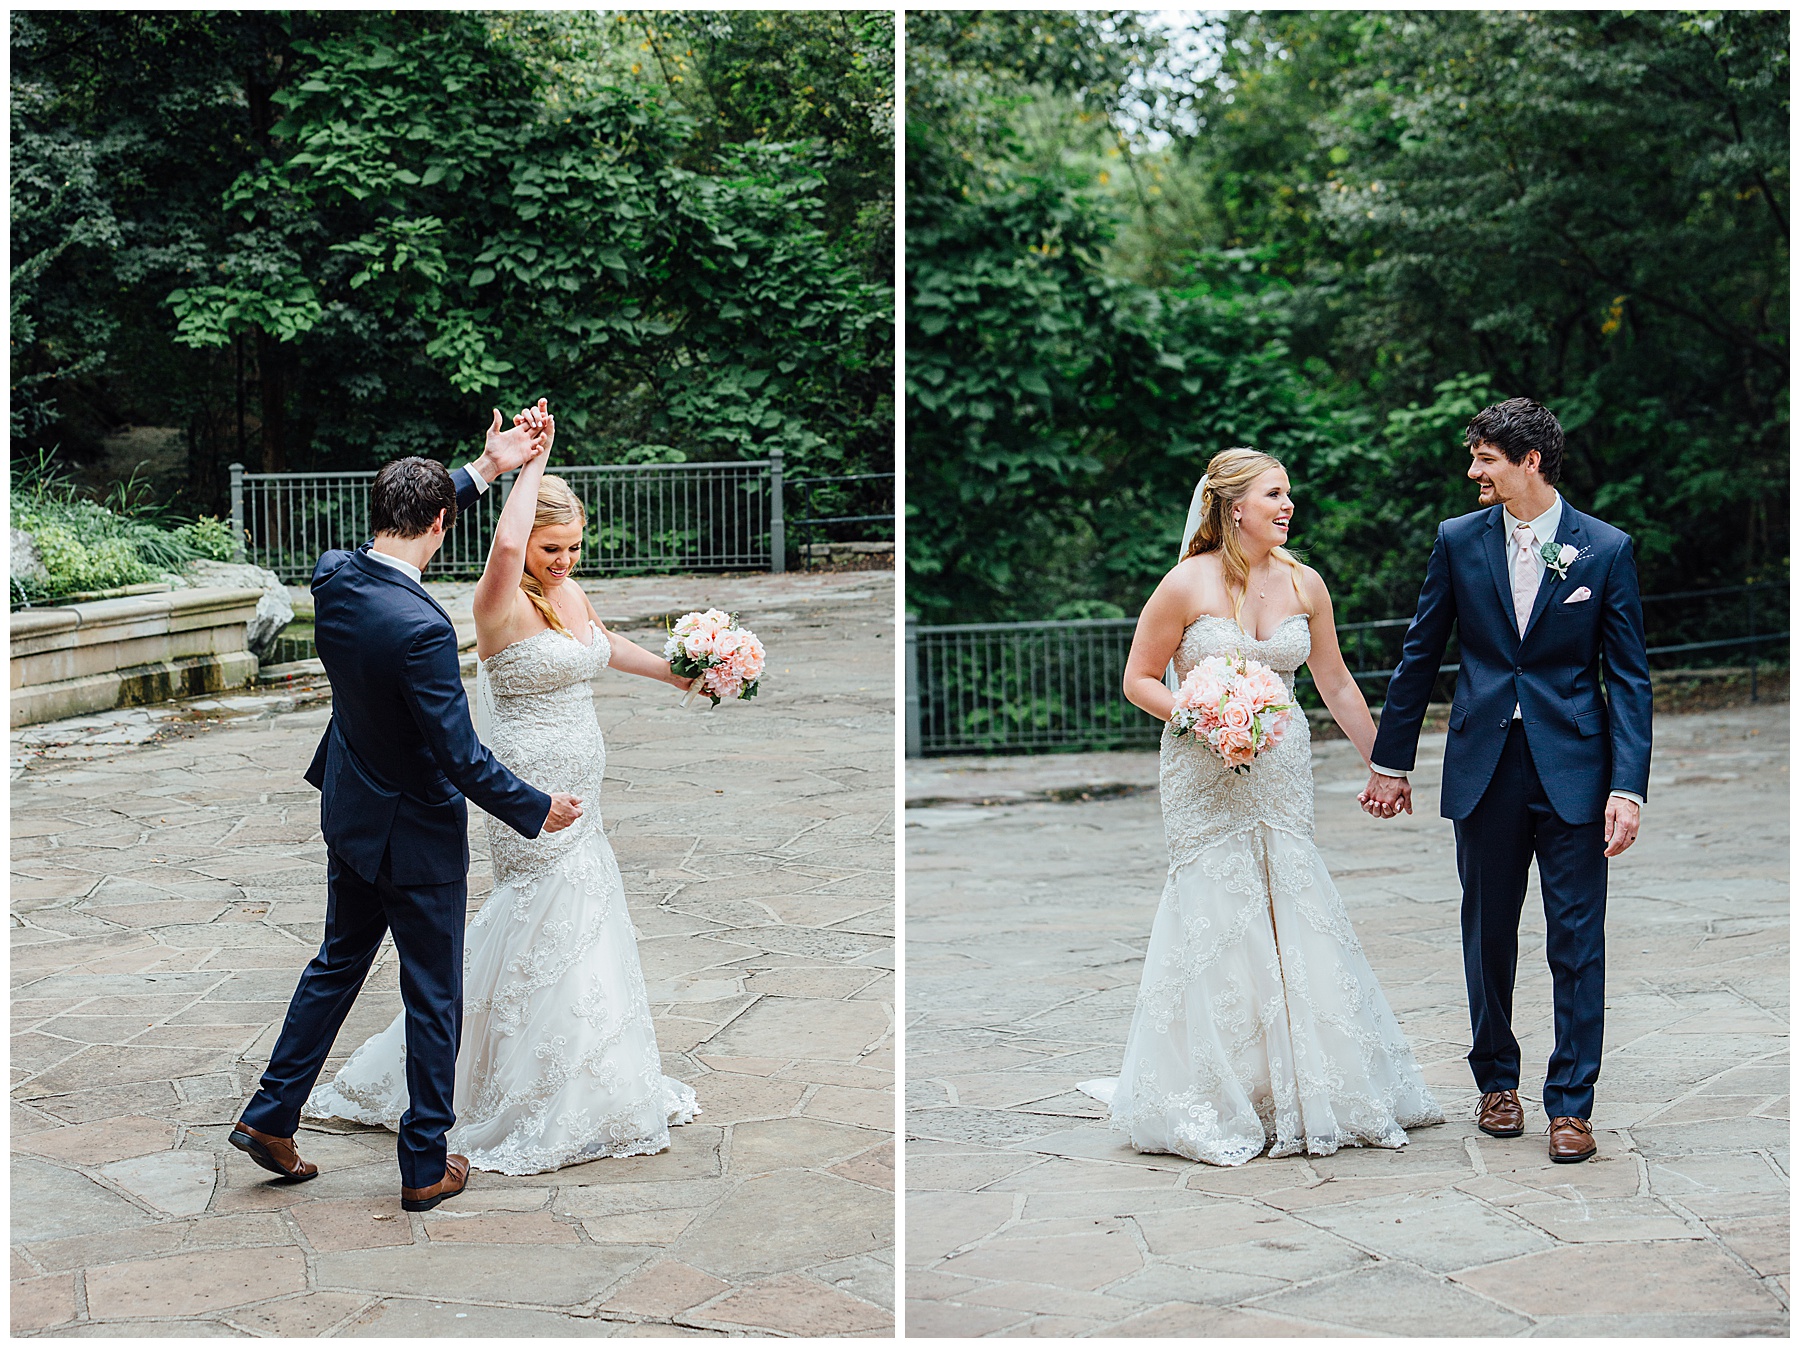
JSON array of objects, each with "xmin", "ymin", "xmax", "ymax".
[
  {"xmin": 905, "ymin": 702, "xmax": 1787, "ymax": 1337},
  {"xmin": 12, "ymin": 570, "xmax": 895, "ymax": 1337}
]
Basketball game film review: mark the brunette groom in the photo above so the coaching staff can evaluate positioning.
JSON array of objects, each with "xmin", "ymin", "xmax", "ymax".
[
  {"xmin": 231, "ymin": 406, "xmax": 581, "ymax": 1211},
  {"xmin": 1361, "ymin": 397, "xmax": 1652, "ymax": 1164}
]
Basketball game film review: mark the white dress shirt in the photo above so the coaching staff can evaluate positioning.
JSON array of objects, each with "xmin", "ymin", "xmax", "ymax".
[
  {"xmin": 1371, "ymin": 492, "xmax": 1642, "ymax": 808},
  {"xmin": 364, "ymin": 547, "xmax": 423, "ymax": 585}
]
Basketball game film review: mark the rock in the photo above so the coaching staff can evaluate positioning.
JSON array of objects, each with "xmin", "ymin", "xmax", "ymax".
[
  {"xmin": 183, "ymin": 559, "xmax": 294, "ymax": 659},
  {"xmin": 12, "ymin": 528, "xmax": 47, "ymax": 586}
]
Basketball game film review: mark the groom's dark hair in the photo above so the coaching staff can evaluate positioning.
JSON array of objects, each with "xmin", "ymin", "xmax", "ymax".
[
  {"xmin": 1465, "ymin": 398, "xmax": 1565, "ymax": 485},
  {"xmin": 371, "ymin": 457, "xmax": 458, "ymax": 537}
]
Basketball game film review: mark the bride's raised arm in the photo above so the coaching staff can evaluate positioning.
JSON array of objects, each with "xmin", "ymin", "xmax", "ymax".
[
  {"xmin": 472, "ymin": 406, "xmax": 553, "ymax": 636},
  {"xmin": 1122, "ymin": 565, "xmax": 1196, "ymax": 723},
  {"xmin": 1299, "ymin": 567, "xmax": 1381, "ymax": 768}
]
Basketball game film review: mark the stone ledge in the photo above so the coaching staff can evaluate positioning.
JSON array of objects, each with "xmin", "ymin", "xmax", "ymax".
[{"xmin": 12, "ymin": 652, "xmax": 260, "ymax": 728}]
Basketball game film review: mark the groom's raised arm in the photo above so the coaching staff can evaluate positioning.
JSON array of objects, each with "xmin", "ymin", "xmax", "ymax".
[{"xmin": 1370, "ymin": 526, "xmax": 1458, "ymax": 775}]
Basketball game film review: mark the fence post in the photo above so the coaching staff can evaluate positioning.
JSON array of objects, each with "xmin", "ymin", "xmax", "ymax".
[
  {"xmin": 768, "ymin": 449, "xmax": 786, "ymax": 574},
  {"xmin": 228, "ymin": 463, "xmax": 246, "ymax": 563},
  {"xmin": 1748, "ymin": 587, "xmax": 1758, "ymax": 703},
  {"xmin": 905, "ymin": 616, "xmax": 922, "ymax": 758}
]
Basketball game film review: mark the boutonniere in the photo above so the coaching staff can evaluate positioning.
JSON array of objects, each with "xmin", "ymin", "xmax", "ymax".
[{"xmin": 1540, "ymin": 541, "xmax": 1582, "ymax": 580}]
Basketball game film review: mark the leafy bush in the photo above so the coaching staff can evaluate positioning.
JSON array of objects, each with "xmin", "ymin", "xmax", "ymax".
[{"xmin": 10, "ymin": 452, "xmax": 235, "ymax": 604}]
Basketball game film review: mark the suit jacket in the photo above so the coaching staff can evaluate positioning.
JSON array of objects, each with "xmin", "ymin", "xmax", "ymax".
[
  {"xmin": 1370, "ymin": 500, "xmax": 1652, "ymax": 825},
  {"xmin": 303, "ymin": 466, "xmax": 551, "ymax": 884}
]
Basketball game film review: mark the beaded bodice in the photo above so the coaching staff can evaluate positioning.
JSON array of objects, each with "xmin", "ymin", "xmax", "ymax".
[{"xmin": 481, "ymin": 621, "xmax": 611, "ymax": 885}]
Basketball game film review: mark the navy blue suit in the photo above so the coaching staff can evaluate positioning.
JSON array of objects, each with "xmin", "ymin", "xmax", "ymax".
[
  {"xmin": 1371, "ymin": 500, "xmax": 1652, "ymax": 1118},
  {"xmin": 241, "ymin": 466, "xmax": 551, "ymax": 1188}
]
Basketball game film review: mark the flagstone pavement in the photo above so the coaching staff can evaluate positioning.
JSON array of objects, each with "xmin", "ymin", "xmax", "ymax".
[
  {"xmin": 906, "ymin": 701, "xmax": 1787, "ymax": 1337},
  {"xmin": 12, "ymin": 570, "xmax": 896, "ymax": 1337}
]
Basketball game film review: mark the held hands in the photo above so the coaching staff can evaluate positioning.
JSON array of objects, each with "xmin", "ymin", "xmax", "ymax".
[
  {"xmin": 1602, "ymin": 796, "xmax": 1640, "ymax": 858},
  {"xmin": 512, "ymin": 398, "xmax": 555, "ymax": 460},
  {"xmin": 1359, "ymin": 771, "xmax": 1412, "ymax": 819},
  {"xmin": 542, "ymin": 792, "xmax": 583, "ymax": 834},
  {"xmin": 480, "ymin": 400, "xmax": 552, "ymax": 479}
]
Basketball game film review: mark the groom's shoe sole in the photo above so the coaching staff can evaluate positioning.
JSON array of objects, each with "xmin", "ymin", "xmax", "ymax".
[{"xmin": 229, "ymin": 1125, "xmax": 319, "ymax": 1182}]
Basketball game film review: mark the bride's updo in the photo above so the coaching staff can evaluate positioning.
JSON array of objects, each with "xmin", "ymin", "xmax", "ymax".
[
  {"xmin": 522, "ymin": 474, "xmax": 587, "ymax": 638},
  {"xmin": 1182, "ymin": 447, "xmax": 1306, "ymax": 619}
]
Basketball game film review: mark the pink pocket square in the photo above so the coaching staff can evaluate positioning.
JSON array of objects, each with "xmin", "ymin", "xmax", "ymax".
[{"xmin": 1563, "ymin": 586, "xmax": 1593, "ymax": 604}]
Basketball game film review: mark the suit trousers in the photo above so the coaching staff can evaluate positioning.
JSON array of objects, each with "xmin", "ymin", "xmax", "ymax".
[
  {"xmin": 241, "ymin": 847, "xmax": 465, "ymax": 1188},
  {"xmin": 1453, "ymin": 721, "xmax": 1608, "ymax": 1119}
]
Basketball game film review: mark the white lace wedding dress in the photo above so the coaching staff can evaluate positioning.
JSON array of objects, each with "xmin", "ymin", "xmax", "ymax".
[
  {"xmin": 1080, "ymin": 613, "xmax": 1441, "ymax": 1165},
  {"xmin": 304, "ymin": 620, "xmax": 699, "ymax": 1174}
]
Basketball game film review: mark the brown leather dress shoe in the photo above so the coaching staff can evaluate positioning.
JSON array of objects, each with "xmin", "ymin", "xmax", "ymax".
[
  {"xmin": 401, "ymin": 1154, "xmax": 470, "ymax": 1212},
  {"xmin": 229, "ymin": 1122, "xmax": 319, "ymax": 1181},
  {"xmin": 1548, "ymin": 1116, "xmax": 1597, "ymax": 1163},
  {"xmin": 1476, "ymin": 1090, "xmax": 1525, "ymax": 1137}
]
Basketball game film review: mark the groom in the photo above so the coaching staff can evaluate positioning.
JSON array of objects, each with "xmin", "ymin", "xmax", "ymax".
[
  {"xmin": 1361, "ymin": 397, "xmax": 1652, "ymax": 1164},
  {"xmin": 232, "ymin": 408, "xmax": 582, "ymax": 1211}
]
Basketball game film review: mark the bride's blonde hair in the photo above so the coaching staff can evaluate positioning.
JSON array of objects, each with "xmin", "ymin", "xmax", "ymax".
[
  {"xmin": 1183, "ymin": 447, "xmax": 1307, "ymax": 623},
  {"xmin": 521, "ymin": 474, "xmax": 587, "ymax": 638}
]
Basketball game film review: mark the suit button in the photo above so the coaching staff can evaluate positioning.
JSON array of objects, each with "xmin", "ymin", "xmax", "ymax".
[{"xmin": 1513, "ymin": 666, "xmax": 1522, "ymax": 674}]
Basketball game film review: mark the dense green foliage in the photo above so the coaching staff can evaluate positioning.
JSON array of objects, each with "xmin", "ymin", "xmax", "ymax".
[
  {"xmin": 907, "ymin": 11, "xmax": 1788, "ymax": 624},
  {"xmin": 12, "ymin": 11, "xmax": 892, "ymax": 517}
]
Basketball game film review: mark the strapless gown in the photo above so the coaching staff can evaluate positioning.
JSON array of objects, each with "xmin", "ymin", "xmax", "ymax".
[
  {"xmin": 305, "ymin": 620, "xmax": 698, "ymax": 1174},
  {"xmin": 1080, "ymin": 613, "xmax": 1441, "ymax": 1165}
]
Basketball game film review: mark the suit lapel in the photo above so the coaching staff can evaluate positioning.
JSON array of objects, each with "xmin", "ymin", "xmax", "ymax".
[
  {"xmin": 1482, "ymin": 508, "xmax": 1520, "ymax": 649},
  {"xmin": 1521, "ymin": 506, "xmax": 1582, "ymax": 643}
]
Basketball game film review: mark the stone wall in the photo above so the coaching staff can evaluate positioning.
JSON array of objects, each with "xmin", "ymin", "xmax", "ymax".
[{"xmin": 11, "ymin": 588, "xmax": 262, "ymax": 728}]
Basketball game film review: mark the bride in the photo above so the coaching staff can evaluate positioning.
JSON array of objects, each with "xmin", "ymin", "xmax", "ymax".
[
  {"xmin": 1079, "ymin": 447, "xmax": 1441, "ymax": 1165},
  {"xmin": 306, "ymin": 403, "xmax": 700, "ymax": 1173}
]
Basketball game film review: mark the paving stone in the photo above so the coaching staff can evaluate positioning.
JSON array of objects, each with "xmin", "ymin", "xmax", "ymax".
[
  {"xmin": 729, "ymin": 1115, "xmax": 885, "ymax": 1174},
  {"xmin": 831, "ymin": 1139, "xmax": 895, "ymax": 1191},
  {"xmin": 600, "ymin": 1259, "xmax": 730, "ymax": 1318},
  {"xmin": 12, "ymin": 1155, "xmax": 155, "ymax": 1243},
  {"xmin": 289, "ymin": 1196, "xmax": 417, "ymax": 1252},
  {"xmin": 424, "ymin": 1210, "xmax": 580, "ymax": 1244},
  {"xmin": 583, "ymin": 1209, "xmax": 703, "ymax": 1245},
  {"xmin": 693, "ymin": 1272, "xmax": 890, "ymax": 1335},
  {"xmin": 85, "ymin": 1246, "xmax": 308, "ymax": 1318},
  {"xmin": 225, "ymin": 1291, "xmax": 375, "ymax": 1336},
  {"xmin": 1252, "ymin": 1259, "xmax": 1535, "ymax": 1335},
  {"xmin": 98, "ymin": 1148, "xmax": 219, "ymax": 1216},
  {"xmin": 14, "ymin": 1113, "xmax": 179, "ymax": 1165},
  {"xmin": 1451, "ymin": 1239, "xmax": 1783, "ymax": 1316},
  {"xmin": 10, "ymin": 1272, "xmax": 77, "ymax": 1333},
  {"xmin": 1096, "ymin": 1302, "xmax": 1369, "ymax": 1336},
  {"xmin": 1298, "ymin": 1186, "xmax": 1556, "ymax": 1271},
  {"xmin": 701, "ymin": 995, "xmax": 889, "ymax": 1062},
  {"xmin": 315, "ymin": 1242, "xmax": 637, "ymax": 1307},
  {"xmin": 672, "ymin": 1170, "xmax": 891, "ymax": 1279},
  {"xmin": 945, "ymin": 1228, "xmax": 1145, "ymax": 1291},
  {"xmin": 342, "ymin": 1298, "xmax": 620, "ymax": 1335}
]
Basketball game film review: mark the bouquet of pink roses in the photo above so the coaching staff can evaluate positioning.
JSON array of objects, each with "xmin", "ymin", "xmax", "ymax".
[
  {"xmin": 1169, "ymin": 653, "xmax": 1296, "ymax": 774},
  {"xmin": 664, "ymin": 609, "xmax": 765, "ymax": 707}
]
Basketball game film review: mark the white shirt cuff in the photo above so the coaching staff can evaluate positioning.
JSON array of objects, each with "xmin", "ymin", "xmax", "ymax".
[
  {"xmin": 1369, "ymin": 763, "xmax": 1409, "ymax": 779},
  {"xmin": 1609, "ymin": 790, "xmax": 1644, "ymax": 808},
  {"xmin": 463, "ymin": 461, "xmax": 492, "ymax": 493}
]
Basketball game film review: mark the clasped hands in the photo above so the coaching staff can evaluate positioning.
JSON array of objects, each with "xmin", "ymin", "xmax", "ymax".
[
  {"xmin": 1358, "ymin": 771, "xmax": 1411, "ymax": 820},
  {"xmin": 476, "ymin": 398, "xmax": 558, "ymax": 480}
]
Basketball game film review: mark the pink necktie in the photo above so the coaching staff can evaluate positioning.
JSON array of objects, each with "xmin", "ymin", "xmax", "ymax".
[{"xmin": 1512, "ymin": 522, "xmax": 1536, "ymax": 636}]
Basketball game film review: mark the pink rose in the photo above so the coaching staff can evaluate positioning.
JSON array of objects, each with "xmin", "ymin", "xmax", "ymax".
[{"xmin": 1220, "ymin": 698, "xmax": 1254, "ymax": 732}]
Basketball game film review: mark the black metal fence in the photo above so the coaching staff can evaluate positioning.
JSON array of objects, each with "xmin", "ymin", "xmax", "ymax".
[
  {"xmin": 906, "ymin": 581, "xmax": 1788, "ymax": 756},
  {"xmin": 233, "ymin": 455, "xmax": 786, "ymax": 582},
  {"xmin": 788, "ymin": 472, "xmax": 895, "ymax": 568}
]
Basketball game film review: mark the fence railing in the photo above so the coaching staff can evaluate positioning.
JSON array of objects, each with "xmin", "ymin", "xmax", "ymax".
[
  {"xmin": 232, "ymin": 453, "xmax": 786, "ymax": 583},
  {"xmin": 788, "ymin": 472, "xmax": 895, "ymax": 568},
  {"xmin": 906, "ymin": 581, "xmax": 1788, "ymax": 757}
]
